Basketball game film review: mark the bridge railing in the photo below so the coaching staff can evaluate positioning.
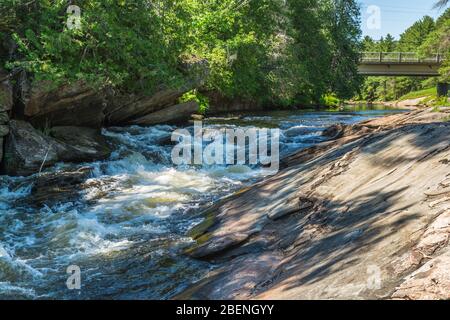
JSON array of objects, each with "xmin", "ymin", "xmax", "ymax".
[{"xmin": 360, "ymin": 52, "xmax": 444, "ymax": 64}]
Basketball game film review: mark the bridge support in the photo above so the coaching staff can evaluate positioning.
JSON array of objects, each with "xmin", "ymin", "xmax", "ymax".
[{"xmin": 437, "ymin": 83, "xmax": 449, "ymax": 97}]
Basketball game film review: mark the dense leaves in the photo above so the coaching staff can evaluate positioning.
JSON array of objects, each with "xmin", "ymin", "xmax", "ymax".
[{"xmin": 0, "ymin": 0, "xmax": 362, "ymax": 106}]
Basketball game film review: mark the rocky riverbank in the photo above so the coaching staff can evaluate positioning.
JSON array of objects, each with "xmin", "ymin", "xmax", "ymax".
[
  {"xmin": 181, "ymin": 107, "xmax": 450, "ymax": 300},
  {"xmin": 347, "ymin": 98, "xmax": 428, "ymax": 110},
  {"xmin": 0, "ymin": 59, "xmax": 210, "ymax": 176}
]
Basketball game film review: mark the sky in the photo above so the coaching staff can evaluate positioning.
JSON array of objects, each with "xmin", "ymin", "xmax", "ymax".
[{"xmin": 359, "ymin": 0, "xmax": 446, "ymax": 40}]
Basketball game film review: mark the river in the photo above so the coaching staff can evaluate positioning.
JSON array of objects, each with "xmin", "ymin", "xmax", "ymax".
[{"xmin": 0, "ymin": 105, "xmax": 406, "ymax": 299}]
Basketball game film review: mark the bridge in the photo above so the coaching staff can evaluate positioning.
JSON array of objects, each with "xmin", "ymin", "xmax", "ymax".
[
  {"xmin": 358, "ymin": 52, "xmax": 444, "ymax": 76},
  {"xmin": 358, "ymin": 52, "xmax": 448, "ymax": 96}
]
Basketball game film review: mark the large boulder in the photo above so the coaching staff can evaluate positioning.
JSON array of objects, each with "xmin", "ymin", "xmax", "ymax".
[
  {"xmin": 105, "ymin": 59, "xmax": 208, "ymax": 125},
  {"xmin": 105, "ymin": 88, "xmax": 189, "ymax": 125},
  {"xmin": 21, "ymin": 81, "xmax": 197, "ymax": 127},
  {"xmin": 22, "ymin": 80, "xmax": 107, "ymax": 128},
  {"xmin": 50, "ymin": 126, "xmax": 111, "ymax": 162},
  {"xmin": 3, "ymin": 120, "xmax": 111, "ymax": 176},
  {"xmin": 15, "ymin": 59, "xmax": 208, "ymax": 128},
  {"xmin": 130, "ymin": 100, "xmax": 199, "ymax": 125},
  {"xmin": 3, "ymin": 120, "xmax": 61, "ymax": 176}
]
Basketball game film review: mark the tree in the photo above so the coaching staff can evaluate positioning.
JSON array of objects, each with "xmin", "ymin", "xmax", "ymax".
[
  {"xmin": 420, "ymin": 12, "xmax": 450, "ymax": 81},
  {"xmin": 3, "ymin": 0, "xmax": 364, "ymax": 107},
  {"xmin": 185, "ymin": 0, "xmax": 283, "ymax": 102},
  {"xmin": 287, "ymin": 0, "xmax": 328, "ymax": 101},
  {"xmin": 323, "ymin": 0, "xmax": 362, "ymax": 99},
  {"xmin": 380, "ymin": 34, "xmax": 397, "ymax": 52},
  {"xmin": 362, "ymin": 36, "xmax": 376, "ymax": 51},
  {"xmin": 5, "ymin": 0, "xmax": 193, "ymax": 93},
  {"xmin": 397, "ymin": 16, "xmax": 436, "ymax": 52}
]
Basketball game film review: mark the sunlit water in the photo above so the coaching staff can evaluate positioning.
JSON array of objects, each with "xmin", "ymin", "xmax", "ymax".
[{"xmin": 0, "ymin": 105, "xmax": 406, "ymax": 299}]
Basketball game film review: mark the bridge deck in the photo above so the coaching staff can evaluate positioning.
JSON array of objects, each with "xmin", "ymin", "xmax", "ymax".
[
  {"xmin": 358, "ymin": 52, "xmax": 444, "ymax": 76},
  {"xmin": 360, "ymin": 52, "xmax": 444, "ymax": 64}
]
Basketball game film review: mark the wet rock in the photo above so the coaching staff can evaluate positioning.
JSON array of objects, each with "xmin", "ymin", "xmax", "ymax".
[
  {"xmin": 28, "ymin": 166, "xmax": 93, "ymax": 207},
  {"xmin": 155, "ymin": 134, "xmax": 176, "ymax": 146},
  {"xmin": 105, "ymin": 126, "xmax": 144, "ymax": 135},
  {"xmin": 4, "ymin": 120, "xmax": 61, "ymax": 176},
  {"xmin": 130, "ymin": 101, "xmax": 199, "ymax": 126},
  {"xmin": 3, "ymin": 121, "xmax": 111, "ymax": 176},
  {"xmin": 82, "ymin": 176, "xmax": 122, "ymax": 202},
  {"xmin": 50, "ymin": 126, "xmax": 111, "ymax": 162},
  {"xmin": 142, "ymin": 150, "xmax": 169, "ymax": 164},
  {"xmin": 284, "ymin": 126, "xmax": 313, "ymax": 137},
  {"xmin": 186, "ymin": 232, "xmax": 251, "ymax": 259},
  {"xmin": 322, "ymin": 123, "xmax": 347, "ymax": 139}
]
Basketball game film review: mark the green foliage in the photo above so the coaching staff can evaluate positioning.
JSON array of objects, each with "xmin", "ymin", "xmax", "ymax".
[
  {"xmin": 2, "ymin": 0, "xmax": 362, "ymax": 107},
  {"xmin": 3, "ymin": 0, "xmax": 190, "ymax": 93},
  {"xmin": 399, "ymin": 87, "xmax": 448, "ymax": 107},
  {"xmin": 179, "ymin": 89, "xmax": 210, "ymax": 114},
  {"xmin": 322, "ymin": 0, "xmax": 362, "ymax": 99},
  {"xmin": 419, "ymin": 10, "xmax": 450, "ymax": 82},
  {"xmin": 184, "ymin": 0, "xmax": 282, "ymax": 102},
  {"xmin": 397, "ymin": 16, "xmax": 436, "ymax": 52},
  {"xmin": 399, "ymin": 87, "xmax": 437, "ymax": 100},
  {"xmin": 433, "ymin": 96, "xmax": 450, "ymax": 106},
  {"xmin": 362, "ymin": 34, "xmax": 397, "ymax": 52},
  {"xmin": 320, "ymin": 94, "xmax": 341, "ymax": 107}
]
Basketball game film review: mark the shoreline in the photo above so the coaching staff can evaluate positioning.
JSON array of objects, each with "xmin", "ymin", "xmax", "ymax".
[
  {"xmin": 180, "ymin": 107, "xmax": 450, "ymax": 300},
  {"xmin": 202, "ymin": 101, "xmax": 410, "ymax": 119},
  {"xmin": 345, "ymin": 98, "xmax": 428, "ymax": 110}
]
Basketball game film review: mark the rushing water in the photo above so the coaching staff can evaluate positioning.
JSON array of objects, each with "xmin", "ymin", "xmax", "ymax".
[{"xmin": 0, "ymin": 105, "xmax": 406, "ymax": 299}]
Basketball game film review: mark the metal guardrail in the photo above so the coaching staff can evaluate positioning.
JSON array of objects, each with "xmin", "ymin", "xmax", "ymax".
[{"xmin": 360, "ymin": 52, "xmax": 444, "ymax": 64}]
